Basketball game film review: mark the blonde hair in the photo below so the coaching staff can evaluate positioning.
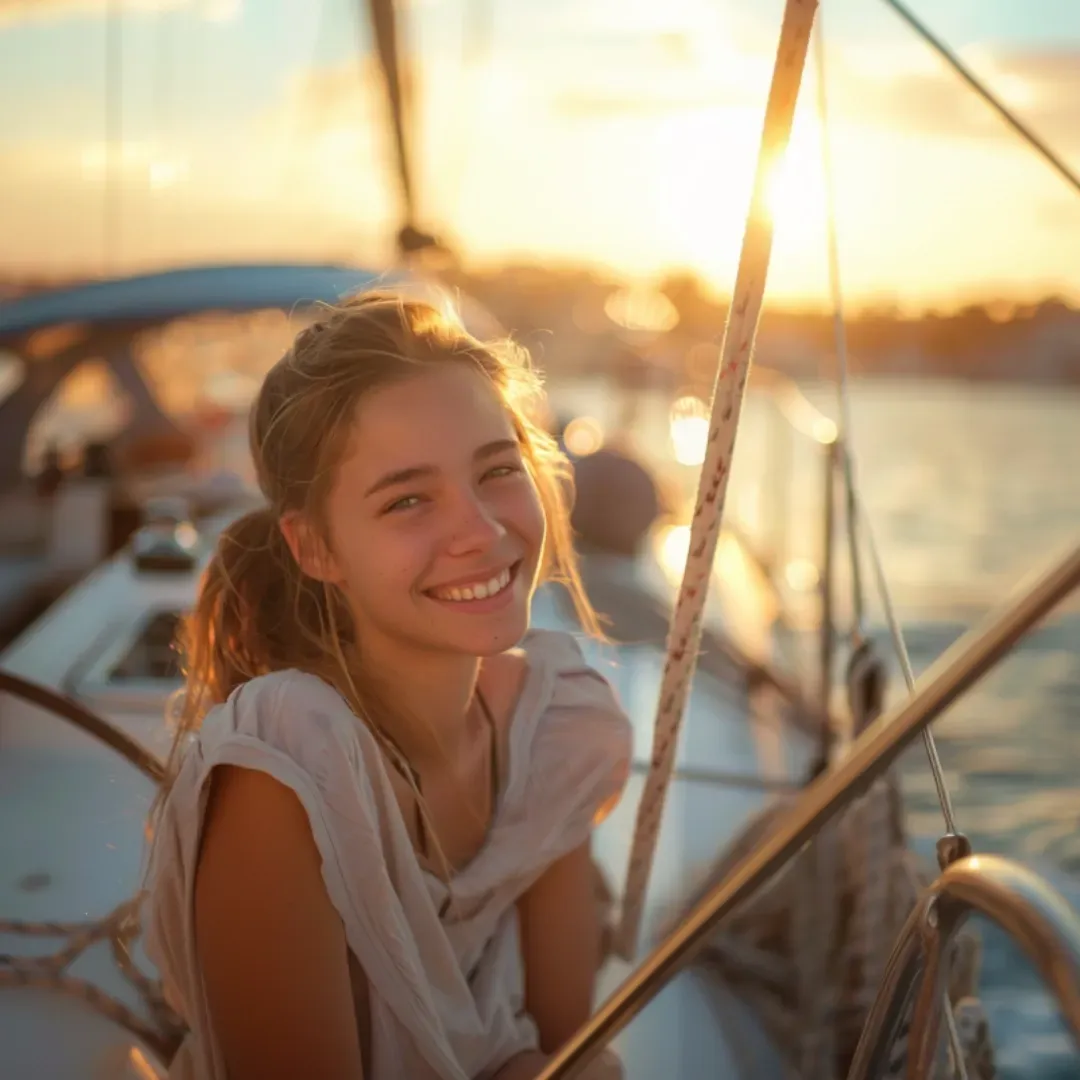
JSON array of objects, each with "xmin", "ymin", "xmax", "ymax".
[{"xmin": 149, "ymin": 293, "xmax": 599, "ymax": 841}]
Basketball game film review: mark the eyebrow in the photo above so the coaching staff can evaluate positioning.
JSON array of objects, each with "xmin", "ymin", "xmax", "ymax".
[{"xmin": 364, "ymin": 438, "xmax": 521, "ymax": 498}]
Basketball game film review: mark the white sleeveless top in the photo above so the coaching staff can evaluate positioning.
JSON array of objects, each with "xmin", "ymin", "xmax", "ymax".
[{"xmin": 143, "ymin": 629, "xmax": 632, "ymax": 1080}]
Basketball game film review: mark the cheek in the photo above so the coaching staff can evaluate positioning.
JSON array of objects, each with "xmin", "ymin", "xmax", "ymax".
[
  {"xmin": 353, "ymin": 533, "xmax": 431, "ymax": 600},
  {"xmin": 503, "ymin": 480, "xmax": 546, "ymax": 552},
  {"xmin": 327, "ymin": 509, "xmax": 414, "ymax": 598}
]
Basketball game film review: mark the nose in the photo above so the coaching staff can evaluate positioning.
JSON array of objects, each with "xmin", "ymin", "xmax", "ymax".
[{"xmin": 444, "ymin": 488, "xmax": 506, "ymax": 557}]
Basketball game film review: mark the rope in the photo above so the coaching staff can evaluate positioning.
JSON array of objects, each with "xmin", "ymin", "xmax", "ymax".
[
  {"xmin": 613, "ymin": 0, "xmax": 821, "ymax": 961},
  {"xmin": 0, "ymin": 894, "xmax": 185, "ymax": 1065},
  {"xmin": 0, "ymin": 672, "xmax": 181, "ymax": 1064},
  {"xmin": 842, "ymin": 644, "xmax": 894, "ymax": 1031}
]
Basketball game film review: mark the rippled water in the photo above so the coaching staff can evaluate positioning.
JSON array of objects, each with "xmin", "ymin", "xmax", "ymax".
[{"xmin": 552, "ymin": 375, "xmax": 1080, "ymax": 1076}]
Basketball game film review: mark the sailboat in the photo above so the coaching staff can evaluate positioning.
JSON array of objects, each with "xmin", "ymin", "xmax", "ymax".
[{"xmin": 2, "ymin": 1, "xmax": 1080, "ymax": 1078}]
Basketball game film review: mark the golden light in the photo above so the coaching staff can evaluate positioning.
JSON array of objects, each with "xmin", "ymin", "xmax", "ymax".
[
  {"xmin": 149, "ymin": 158, "xmax": 189, "ymax": 190},
  {"xmin": 128, "ymin": 1046, "xmax": 166, "ymax": 1080},
  {"xmin": 655, "ymin": 523, "xmax": 754, "ymax": 592},
  {"xmin": 763, "ymin": 115, "xmax": 827, "ymax": 249},
  {"xmin": 715, "ymin": 530, "xmax": 752, "ymax": 583},
  {"xmin": 734, "ymin": 486, "xmax": 763, "ymax": 536},
  {"xmin": 563, "ymin": 415, "xmax": 605, "ymax": 457},
  {"xmin": 775, "ymin": 383, "xmax": 838, "ymax": 444},
  {"xmin": 174, "ymin": 522, "xmax": 201, "ymax": 551},
  {"xmin": 656, "ymin": 524, "xmax": 691, "ymax": 584},
  {"xmin": 961, "ymin": 46, "xmax": 1039, "ymax": 109},
  {"xmin": 686, "ymin": 341, "xmax": 720, "ymax": 384},
  {"xmin": 716, "ymin": 531, "xmax": 781, "ymax": 638},
  {"xmin": 604, "ymin": 287, "xmax": 680, "ymax": 335},
  {"xmin": 668, "ymin": 394, "xmax": 710, "ymax": 466},
  {"xmin": 204, "ymin": 370, "xmax": 259, "ymax": 410},
  {"xmin": 813, "ymin": 416, "xmax": 839, "ymax": 445}
]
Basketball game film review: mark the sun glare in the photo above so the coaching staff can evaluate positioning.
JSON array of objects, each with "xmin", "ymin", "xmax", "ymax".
[
  {"xmin": 669, "ymin": 394, "xmax": 710, "ymax": 466},
  {"xmin": 763, "ymin": 116, "xmax": 828, "ymax": 247}
]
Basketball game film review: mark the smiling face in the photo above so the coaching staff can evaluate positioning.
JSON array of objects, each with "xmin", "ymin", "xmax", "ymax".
[{"xmin": 311, "ymin": 363, "xmax": 546, "ymax": 666}]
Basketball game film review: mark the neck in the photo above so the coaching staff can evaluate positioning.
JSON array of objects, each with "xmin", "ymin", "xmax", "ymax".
[{"xmin": 355, "ymin": 639, "xmax": 482, "ymax": 768}]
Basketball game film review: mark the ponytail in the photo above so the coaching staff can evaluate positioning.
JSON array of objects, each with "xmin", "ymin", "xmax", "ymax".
[{"xmin": 148, "ymin": 505, "xmax": 351, "ymax": 831}]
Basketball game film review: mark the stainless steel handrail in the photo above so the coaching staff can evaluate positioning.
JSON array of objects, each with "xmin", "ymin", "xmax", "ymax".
[
  {"xmin": 537, "ymin": 539, "xmax": 1080, "ymax": 1078},
  {"xmin": 846, "ymin": 854, "xmax": 1080, "ymax": 1078}
]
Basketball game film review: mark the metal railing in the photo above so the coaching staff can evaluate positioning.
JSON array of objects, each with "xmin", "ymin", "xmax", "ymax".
[
  {"xmin": 537, "ymin": 537, "xmax": 1080, "ymax": 1078},
  {"xmin": 847, "ymin": 854, "xmax": 1080, "ymax": 1078}
]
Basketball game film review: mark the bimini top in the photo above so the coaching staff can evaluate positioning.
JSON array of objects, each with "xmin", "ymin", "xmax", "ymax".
[{"xmin": 0, "ymin": 263, "xmax": 394, "ymax": 342}]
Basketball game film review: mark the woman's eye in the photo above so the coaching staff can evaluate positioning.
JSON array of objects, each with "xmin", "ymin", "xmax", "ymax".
[
  {"xmin": 384, "ymin": 494, "xmax": 423, "ymax": 514},
  {"xmin": 483, "ymin": 463, "xmax": 523, "ymax": 481}
]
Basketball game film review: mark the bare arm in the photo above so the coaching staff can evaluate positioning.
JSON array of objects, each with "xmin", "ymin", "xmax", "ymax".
[
  {"xmin": 517, "ymin": 841, "xmax": 602, "ymax": 1053},
  {"xmin": 193, "ymin": 765, "xmax": 366, "ymax": 1080}
]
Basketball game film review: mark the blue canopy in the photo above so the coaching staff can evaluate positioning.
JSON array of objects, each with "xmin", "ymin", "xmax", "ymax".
[{"xmin": 0, "ymin": 263, "xmax": 393, "ymax": 341}]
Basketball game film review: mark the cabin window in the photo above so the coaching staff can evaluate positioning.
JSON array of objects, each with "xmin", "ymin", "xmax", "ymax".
[{"xmin": 108, "ymin": 609, "xmax": 184, "ymax": 683}]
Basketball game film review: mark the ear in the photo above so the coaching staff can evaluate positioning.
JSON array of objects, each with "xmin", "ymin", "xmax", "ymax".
[{"xmin": 279, "ymin": 511, "xmax": 343, "ymax": 585}]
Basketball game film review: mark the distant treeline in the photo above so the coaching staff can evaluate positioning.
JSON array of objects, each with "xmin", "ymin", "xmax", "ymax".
[
  {"xmin": 441, "ymin": 264, "xmax": 1080, "ymax": 384},
  {"xmin": 5, "ymin": 262, "xmax": 1080, "ymax": 384}
]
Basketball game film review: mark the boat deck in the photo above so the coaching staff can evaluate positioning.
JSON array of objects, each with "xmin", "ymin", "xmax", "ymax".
[{"xmin": 0, "ymin": 540, "xmax": 811, "ymax": 1078}]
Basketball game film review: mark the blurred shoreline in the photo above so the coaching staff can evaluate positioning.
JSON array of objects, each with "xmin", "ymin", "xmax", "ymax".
[{"xmin": 5, "ymin": 260, "xmax": 1080, "ymax": 386}]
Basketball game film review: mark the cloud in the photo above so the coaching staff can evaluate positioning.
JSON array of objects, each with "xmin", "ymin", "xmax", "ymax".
[
  {"xmin": 829, "ymin": 44, "xmax": 1080, "ymax": 146},
  {"xmin": 0, "ymin": 52, "xmax": 401, "ymax": 240},
  {"xmin": 538, "ymin": 29, "xmax": 1080, "ymax": 156},
  {"xmin": 0, "ymin": 135, "xmax": 388, "ymax": 273}
]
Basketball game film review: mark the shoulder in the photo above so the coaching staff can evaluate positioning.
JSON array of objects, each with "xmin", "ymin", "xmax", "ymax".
[
  {"xmin": 481, "ymin": 629, "xmax": 627, "ymax": 749},
  {"xmin": 199, "ymin": 758, "xmax": 317, "ymax": 856},
  {"xmin": 227, "ymin": 667, "xmax": 353, "ymax": 724},
  {"xmin": 521, "ymin": 629, "xmax": 630, "ymax": 735},
  {"xmin": 197, "ymin": 668, "xmax": 370, "ymax": 795},
  {"xmin": 517, "ymin": 630, "xmax": 633, "ymax": 826}
]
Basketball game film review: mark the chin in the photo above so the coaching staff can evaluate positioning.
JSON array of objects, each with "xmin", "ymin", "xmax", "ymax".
[
  {"xmin": 418, "ymin": 558, "xmax": 537, "ymax": 656},
  {"xmin": 451, "ymin": 604, "xmax": 531, "ymax": 657}
]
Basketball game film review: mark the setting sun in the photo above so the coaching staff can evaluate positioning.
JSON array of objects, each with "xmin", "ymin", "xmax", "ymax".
[
  {"xmin": 2, "ymin": 2, "xmax": 1080, "ymax": 309},
  {"xmin": 764, "ymin": 113, "xmax": 829, "ymax": 254}
]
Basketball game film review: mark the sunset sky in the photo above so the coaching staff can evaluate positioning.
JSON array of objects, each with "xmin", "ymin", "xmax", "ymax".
[{"xmin": 2, "ymin": 0, "xmax": 1080, "ymax": 310}]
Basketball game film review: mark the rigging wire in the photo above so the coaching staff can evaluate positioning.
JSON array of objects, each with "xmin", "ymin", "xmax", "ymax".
[
  {"xmin": 863, "ymin": 0, "xmax": 1080, "ymax": 855},
  {"xmin": 881, "ymin": 0, "xmax": 1080, "ymax": 199},
  {"xmin": 813, "ymin": 7, "xmax": 959, "ymax": 838},
  {"xmin": 813, "ymin": 10, "xmax": 966, "ymax": 1074},
  {"xmin": 813, "ymin": 18, "xmax": 864, "ymax": 648}
]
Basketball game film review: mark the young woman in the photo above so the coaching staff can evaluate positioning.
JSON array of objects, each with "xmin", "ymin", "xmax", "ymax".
[{"xmin": 143, "ymin": 295, "xmax": 632, "ymax": 1080}]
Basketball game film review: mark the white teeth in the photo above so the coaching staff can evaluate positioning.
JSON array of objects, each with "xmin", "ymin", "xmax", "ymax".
[{"xmin": 434, "ymin": 567, "xmax": 512, "ymax": 603}]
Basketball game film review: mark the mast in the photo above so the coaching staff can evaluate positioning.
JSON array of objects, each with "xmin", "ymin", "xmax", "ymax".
[{"xmin": 363, "ymin": 0, "xmax": 440, "ymax": 256}]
